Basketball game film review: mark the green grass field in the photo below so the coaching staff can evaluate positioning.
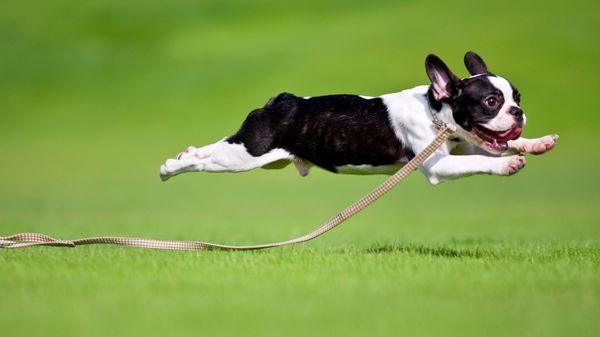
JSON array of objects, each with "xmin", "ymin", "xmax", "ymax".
[{"xmin": 1, "ymin": 0, "xmax": 599, "ymax": 336}]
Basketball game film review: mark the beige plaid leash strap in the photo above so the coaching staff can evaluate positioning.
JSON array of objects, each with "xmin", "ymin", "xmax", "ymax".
[{"xmin": 0, "ymin": 123, "xmax": 456, "ymax": 250}]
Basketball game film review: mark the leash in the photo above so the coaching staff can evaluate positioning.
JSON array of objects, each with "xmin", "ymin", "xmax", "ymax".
[{"xmin": 0, "ymin": 122, "xmax": 456, "ymax": 250}]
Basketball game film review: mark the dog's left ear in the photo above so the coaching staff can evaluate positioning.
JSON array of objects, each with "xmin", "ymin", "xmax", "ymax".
[
  {"xmin": 425, "ymin": 54, "xmax": 462, "ymax": 101},
  {"xmin": 464, "ymin": 51, "xmax": 489, "ymax": 76}
]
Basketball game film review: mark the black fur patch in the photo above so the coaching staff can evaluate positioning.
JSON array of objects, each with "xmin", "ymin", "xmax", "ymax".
[{"xmin": 227, "ymin": 93, "xmax": 405, "ymax": 172}]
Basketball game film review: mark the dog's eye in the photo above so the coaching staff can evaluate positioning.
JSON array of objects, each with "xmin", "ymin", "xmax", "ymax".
[{"xmin": 485, "ymin": 96, "xmax": 498, "ymax": 108}]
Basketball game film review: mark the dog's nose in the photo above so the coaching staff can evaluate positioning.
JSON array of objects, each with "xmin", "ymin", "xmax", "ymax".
[
  {"xmin": 509, "ymin": 107, "xmax": 523, "ymax": 117},
  {"xmin": 509, "ymin": 107, "xmax": 523, "ymax": 122}
]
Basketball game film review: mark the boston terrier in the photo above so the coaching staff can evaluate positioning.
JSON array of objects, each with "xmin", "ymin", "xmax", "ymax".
[{"xmin": 159, "ymin": 51, "xmax": 557, "ymax": 185}]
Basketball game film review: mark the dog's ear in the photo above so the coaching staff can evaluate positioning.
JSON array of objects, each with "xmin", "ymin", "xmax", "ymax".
[
  {"xmin": 425, "ymin": 54, "xmax": 462, "ymax": 101},
  {"xmin": 464, "ymin": 51, "xmax": 489, "ymax": 76}
]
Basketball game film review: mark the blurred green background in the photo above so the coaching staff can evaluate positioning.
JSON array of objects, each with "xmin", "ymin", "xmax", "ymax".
[{"xmin": 1, "ymin": 1, "xmax": 599, "ymax": 337}]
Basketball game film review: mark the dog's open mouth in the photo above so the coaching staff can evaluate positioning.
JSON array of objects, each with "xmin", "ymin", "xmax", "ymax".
[{"xmin": 472, "ymin": 124, "xmax": 522, "ymax": 152}]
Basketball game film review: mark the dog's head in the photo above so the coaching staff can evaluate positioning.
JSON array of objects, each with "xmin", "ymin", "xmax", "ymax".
[{"xmin": 425, "ymin": 51, "xmax": 525, "ymax": 154}]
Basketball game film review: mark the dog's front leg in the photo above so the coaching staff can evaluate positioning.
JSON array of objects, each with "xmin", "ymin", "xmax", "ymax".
[
  {"xmin": 420, "ymin": 153, "xmax": 526, "ymax": 185},
  {"xmin": 506, "ymin": 135, "xmax": 558, "ymax": 155}
]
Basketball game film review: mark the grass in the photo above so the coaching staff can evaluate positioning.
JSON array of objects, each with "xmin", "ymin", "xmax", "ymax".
[
  {"xmin": 2, "ymin": 244, "xmax": 598, "ymax": 337},
  {"xmin": 1, "ymin": 0, "xmax": 599, "ymax": 336}
]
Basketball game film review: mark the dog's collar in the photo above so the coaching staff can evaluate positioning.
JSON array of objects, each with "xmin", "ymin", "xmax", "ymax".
[
  {"xmin": 431, "ymin": 110, "xmax": 446, "ymax": 130},
  {"xmin": 425, "ymin": 93, "xmax": 444, "ymax": 128},
  {"xmin": 424, "ymin": 92, "xmax": 454, "ymax": 132}
]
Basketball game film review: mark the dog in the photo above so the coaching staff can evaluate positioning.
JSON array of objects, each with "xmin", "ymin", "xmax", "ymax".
[{"xmin": 159, "ymin": 51, "xmax": 557, "ymax": 185}]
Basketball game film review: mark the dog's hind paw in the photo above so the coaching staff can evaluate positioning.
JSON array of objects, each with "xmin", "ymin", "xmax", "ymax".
[
  {"xmin": 159, "ymin": 157, "xmax": 203, "ymax": 181},
  {"xmin": 176, "ymin": 146, "xmax": 197, "ymax": 160}
]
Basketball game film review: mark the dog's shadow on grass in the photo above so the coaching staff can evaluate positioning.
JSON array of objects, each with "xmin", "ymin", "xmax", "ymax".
[{"xmin": 363, "ymin": 243, "xmax": 497, "ymax": 258}]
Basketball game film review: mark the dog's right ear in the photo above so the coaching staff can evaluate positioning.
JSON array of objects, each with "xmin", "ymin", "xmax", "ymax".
[
  {"xmin": 425, "ymin": 54, "xmax": 462, "ymax": 102},
  {"xmin": 464, "ymin": 51, "xmax": 489, "ymax": 76}
]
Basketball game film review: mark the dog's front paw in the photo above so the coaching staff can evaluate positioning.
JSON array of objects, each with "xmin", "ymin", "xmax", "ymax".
[
  {"xmin": 493, "ymin": 155, "xmax": 526, "ymax": 176},
  {"xmin": 510, "ymin": 135, "xmax": 558, "ymax": 155},
  {"xmin": 528, "ymin": 134, "xmax": 558, "ymax": 155}
]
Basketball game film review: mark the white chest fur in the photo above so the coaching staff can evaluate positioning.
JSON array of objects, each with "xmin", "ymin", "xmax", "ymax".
[{"xmin": 381, "ymin": 85, "xmax": 453, "ymax": 155}]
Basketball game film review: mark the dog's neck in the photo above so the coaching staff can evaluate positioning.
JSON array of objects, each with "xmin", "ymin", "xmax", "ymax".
[
  {"xmin": 425, "ymin": 90, "xmax": 454, "ymax": 126},
  {"xmin": 424, "ymin": 89, "xmax": 475, "ymax": 144},
  {"xmin": 426, "ymin": 86, "xmax": 443, "ymax": 112}
]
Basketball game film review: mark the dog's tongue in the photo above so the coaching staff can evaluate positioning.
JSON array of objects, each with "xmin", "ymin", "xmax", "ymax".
[
  {"xmin": 493, "ymin": 127, "xmax": 522, "ymax": 142},
  {"xmin": 474, "ymin": 124, "xmax": 522, "ymax": 144},
  {"xmin": 508, "ymin": 127, "xmax": 522, "ymax": 140}
]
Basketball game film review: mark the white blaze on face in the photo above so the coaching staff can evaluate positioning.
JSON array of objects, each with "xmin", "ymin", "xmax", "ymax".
[{"xmin": 481, "ymin": 76, "xmax": 519, "ymax": 131}]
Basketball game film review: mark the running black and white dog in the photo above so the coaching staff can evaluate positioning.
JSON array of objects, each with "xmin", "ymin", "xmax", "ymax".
[{"xmin": 159, "ymin": 51, "xmax": 557, "ymax": 184}]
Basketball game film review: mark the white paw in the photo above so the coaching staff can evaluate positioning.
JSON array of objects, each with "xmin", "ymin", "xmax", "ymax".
[
  {"xmin": 176, "ymin": 146, "xmax": 197, "ymax": 160},
  {"xmin": 159, "ymin": 157, "xmax": 203, "ymax": 181},
  {"xmin": 515, "ymin": 134, "xmax": 558, "ymax": 155},
  {"xmin": 500, "ymin": 155, "xmax": 526, "ymax": 176},
  {"xmin": 176, "ymin": 145, "xmax": 213, "ymax": 160},
  {"xmin": 529, "ymin": 134, "xmax": 558, "ymax": 155},
  {"xmin": 160, "ymin": 145, "xmax": 214, "ymax": 181}
]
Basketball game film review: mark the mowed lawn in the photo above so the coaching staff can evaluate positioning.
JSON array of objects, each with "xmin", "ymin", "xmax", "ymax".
[{"xmin": 1, "ymin": 0, "xmax": 599, "ymax": 336}]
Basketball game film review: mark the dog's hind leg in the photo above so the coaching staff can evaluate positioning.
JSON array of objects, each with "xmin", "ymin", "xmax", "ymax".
[
  {"xmin": 159, "ymin": 140, "xmax": 293, "ymax": 181},
  {"xmin": 160, "ymin": 94, "xmax": 301, "ymax": 181}
]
